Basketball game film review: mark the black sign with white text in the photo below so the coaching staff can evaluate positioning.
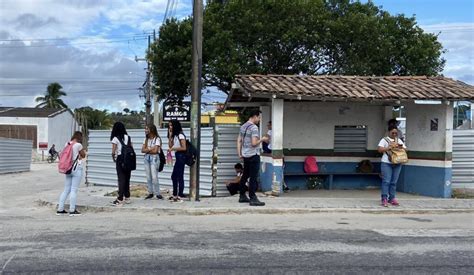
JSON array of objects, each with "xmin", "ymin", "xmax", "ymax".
[{"xmin": 163, "ymin": 101, "xmax": 191, "ymax": 121}]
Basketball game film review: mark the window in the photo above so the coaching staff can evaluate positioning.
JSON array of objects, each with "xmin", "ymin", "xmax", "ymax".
[{"xmin": 334, "ymin": 125, "xmax": 367, "ymax": 153}]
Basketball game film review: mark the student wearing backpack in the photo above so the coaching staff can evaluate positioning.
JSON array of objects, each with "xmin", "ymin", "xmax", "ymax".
[
  {"xmin": 56, "ymin": 131, "xmax": 86, "ymax": 216},
  {"xmin": 142, "ymin": 124, "xmax": 164, "ymax": 200},
  {"xmin": 377, "ymin": 125, "xmax": 407, "ymax": 207},
  {"xmin": 110, "ymin": 122, "xmax": 134, "ymax": 206},
  {"xmin": 236, "ymin": 110, "xmax": 268, "ymax": 206},
  {"xmin": 167, "ymin": 120, "xmax": 187, "ymax": 203}
]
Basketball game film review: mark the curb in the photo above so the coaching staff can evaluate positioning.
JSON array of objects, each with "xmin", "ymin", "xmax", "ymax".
[{"xmin": 36, "ymin": 199, "xmax": 474, "ymax": 216}]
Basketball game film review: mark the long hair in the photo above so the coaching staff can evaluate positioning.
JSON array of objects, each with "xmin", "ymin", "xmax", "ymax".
[
  {"xmin": 71, "ymin": 131, "xmax": 83, "ymax": 143},
  {"xmin": 168, "ymin": 120, "xmax": 183, "ymax": 139},
  {"xmin": 110, "ymin": 122, "xmax": 127, "ymax": 141},
  {"xmin": 147, "ymin": 124, "xmax": 159, "ymax": 139}
]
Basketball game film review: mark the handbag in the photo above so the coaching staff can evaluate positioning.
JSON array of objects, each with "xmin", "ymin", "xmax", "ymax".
[{"xmin": 384, "ymin": 137, "xmax": 408, "ymax": 164}]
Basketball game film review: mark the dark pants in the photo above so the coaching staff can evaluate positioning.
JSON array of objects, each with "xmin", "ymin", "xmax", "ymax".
[
  {"xmin": 116, "ymin": 161, "xmax": 131, "ymax": 200},
  {"xmin": 240, "ymin": 155, "xmax": 260, "ymax": 199},
  {"xmin": 171, "ymin": 152, "xmax": 186, "ymax": 197}
]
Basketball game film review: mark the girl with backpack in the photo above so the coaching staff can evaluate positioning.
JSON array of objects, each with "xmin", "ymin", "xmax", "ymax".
[
  {"xmin": 168, "ymin": 120, "xmax": 187, "ymax": 203},
  {"xmin": 377, "ymin": 125, "xmax": 407, "ymax": 207},
  {"xmin": 110, "ymin": 122, "xmax": 133, "ymax": 206},
  {"xmin": 57, "ymin": 131, "xmax": 86, "ymax": 216},
  {"xmin": 142, "ymin": 124, "xmax": 163, "ymax": 200}
]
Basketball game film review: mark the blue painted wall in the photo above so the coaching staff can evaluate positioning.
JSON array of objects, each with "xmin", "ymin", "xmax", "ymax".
[
  {"xmin": 284, "ymin": 161, "xmax": 381, "ymax": 190},
  {"xmin": 400, "ymin": 165, "xmax": 452, "ymax": 198},
  {"xmin": 281, "ymin": 161, "xmax": 452, "ymax": 198}
]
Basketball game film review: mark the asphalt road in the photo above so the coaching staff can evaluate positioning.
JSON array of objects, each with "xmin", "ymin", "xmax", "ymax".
[
  {"xmin": 1, "ymin": 209, "xmax": 473, "ymax": 274},
  {"xmin": 1, "ymin": 165, "xmax": 473, "ymax": 274}
]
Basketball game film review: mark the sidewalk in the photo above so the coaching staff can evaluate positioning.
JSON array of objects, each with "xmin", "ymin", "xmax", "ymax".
[{"xmin": 5, "ymin": 164, "xmax": 474, "ymax": 215}]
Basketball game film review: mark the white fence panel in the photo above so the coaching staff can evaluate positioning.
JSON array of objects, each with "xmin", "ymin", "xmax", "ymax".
[
  {"xmin": 0, "ymin": 137, "xmax": 32, "ymax": 174},
  {"xmin": 86, "ymin": 128, "xmax": 214, "ymax": 196},
  {"xmin": 452, "ymin": 130, "xmax": 474, "ymax": 189},
  {"xmin": 214, "ymin": 125, "xmax": 241, "ymax": 196}
]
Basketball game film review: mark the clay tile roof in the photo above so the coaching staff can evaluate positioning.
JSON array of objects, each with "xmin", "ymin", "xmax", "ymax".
[{"xmin": 232, "ymin": 75, "xmax": 474, "ymax": 101}]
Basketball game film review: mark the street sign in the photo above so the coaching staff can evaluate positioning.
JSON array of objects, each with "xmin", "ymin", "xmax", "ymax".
[
  {"xmin": 39, "ymin": 142, "xmax": 48, "ymax": 150},
  {"xmin": 163, "ymin": 101, "xmax": 191, "ymax": 122}
]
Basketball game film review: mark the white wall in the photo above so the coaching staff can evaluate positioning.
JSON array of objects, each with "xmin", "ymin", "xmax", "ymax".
[
  {"xmin": 405, "ymin": 103, "xmax": 453, "ymax": 152},
  {"xmin": 0, "ymin": 116, "xmax": 48, "ymax": 151},
  {"xmin": 283, "ymin": 102, "xmax": 386, "ymax": 150},
  {"xmin": 48, "ymin": 111, "xmax": 79, "ymax": 151}
]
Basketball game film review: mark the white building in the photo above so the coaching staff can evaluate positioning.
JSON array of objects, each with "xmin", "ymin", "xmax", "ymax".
[{"xmin": 0, "ymin": 107, "xmax": 80, "ymax": 156}]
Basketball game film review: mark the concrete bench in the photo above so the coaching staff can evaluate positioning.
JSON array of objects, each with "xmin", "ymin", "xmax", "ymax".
[{"xmin": 285, "ymin": 172, "xmax": 381, "ymax": 190}]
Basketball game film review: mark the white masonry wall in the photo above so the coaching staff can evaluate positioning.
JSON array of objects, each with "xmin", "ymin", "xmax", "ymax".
[
  {"xmin": 48, "ymin": 111, "xmax": 80, "ymax": 151},
  {"xmin": 283, "ymin": 101, "xmax": 386, "ymax": 150},
  {"xmin": 0, "ymin": 116, "xmax": 48, "ymax": 152}
]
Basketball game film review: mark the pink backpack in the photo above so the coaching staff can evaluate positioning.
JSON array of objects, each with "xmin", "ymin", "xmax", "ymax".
[
  {"xmin": 304, "ymin": 156, "xmax": 319, "ymax": 174},
  {"xmin": 58, "ymin": 141, "xmax": 76, "ymax": 174}
]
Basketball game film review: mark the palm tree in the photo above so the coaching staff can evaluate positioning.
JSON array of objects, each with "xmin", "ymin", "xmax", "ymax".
[{"xmin": 35, "ymin": 82, "xmax": 68, "ymax": 108}]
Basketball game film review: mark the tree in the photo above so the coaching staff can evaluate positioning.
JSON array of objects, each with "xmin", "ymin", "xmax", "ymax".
[
  {"xmin": 35, "ymin": 82, "xmax": 68, "ymax": 108},
  {"xmin": 148, "ymin": 0, "xmax": 445, "ymax": 99},
  {"xmin": 75, "ymin": 107, "xmax": 113, "ymax": 130}
]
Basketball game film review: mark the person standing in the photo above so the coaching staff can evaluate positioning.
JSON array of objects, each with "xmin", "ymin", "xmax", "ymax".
[
  {"xmin": 168, "ymin": 120, "xmax": 187, "ymax": 203},
  {"xmin": 236, "ymin": 110, "xmax": 268, "ymax": 206},
  {"xmin": 262, "ymin": 121, "xmax": 272, "ymax": 154},
  {"xmin": 110, "ymin": 122, "xmax": 133, "ymax": 206},
  {"xmin": 377, "ymin": 125, "xmax": 407, "ymax": 207},
  {"xmin": 56, "ymin": 131, "xmax": 86, "ymax": 216},
  {"xmin": 142, "ymin": 124, "xmax": 163, "ymax": 200}
]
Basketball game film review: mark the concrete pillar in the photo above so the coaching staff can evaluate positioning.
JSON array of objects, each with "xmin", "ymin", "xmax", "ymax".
[
  {"xmin": 271, "ymin": 99, "xmax": 284, "ymax": 157},
  {"xmin": 402, "ymin": 102, "xmax": 453, "ymax": 197}
]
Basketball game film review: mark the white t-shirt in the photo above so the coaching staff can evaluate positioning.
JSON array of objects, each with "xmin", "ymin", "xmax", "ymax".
[
  {"xmin": 378, "ymin": 137, "xmax": 406, "ymax": 163},
  {"xmin": 65, "ymin": 142, "xmax": 83, "ymax": 168},
  {"xmin": 172, "ymin": 134, "xmax": 186, "ymax": 149},
  {"xmin": 267, "ymin": 129, "xmax": 272, "ymax": 150},
  {"xmin": 143, "ymin": 137, "xmax": 162, "ymax": 153},
  {"xmin": 111, "ymin": 135, "xmax": 130, "ymax": 156}
]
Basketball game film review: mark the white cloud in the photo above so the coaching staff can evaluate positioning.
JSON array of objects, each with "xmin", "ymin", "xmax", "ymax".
[
  {"xmin": 0, "ymin": 0, "xmax": 192, "ymax": 112},
  {"xmin": 421, "ymin": 22, "xmax": 474, "ymax": 84}
]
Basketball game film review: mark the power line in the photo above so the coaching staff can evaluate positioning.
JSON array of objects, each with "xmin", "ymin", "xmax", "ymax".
[
  {"xmin": 0, "ymin": 33, "xmax": 152, "ymax": 42},
  {"xmin": 0, "ymin": 38, "xmax": 148, "ymax": 48}
]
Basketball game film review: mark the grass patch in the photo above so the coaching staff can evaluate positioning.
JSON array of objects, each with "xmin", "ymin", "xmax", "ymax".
[
  {"xmin": 105, "ymin": 184, "xmax": 153, "ymax": 198},
  {"xmin": 452, "ymin": 188, "xmax": 474, "ymax": 199}
]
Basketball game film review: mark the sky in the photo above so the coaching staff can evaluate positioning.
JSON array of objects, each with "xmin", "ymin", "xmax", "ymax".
[{"xmin": 0, "ymin": 0, "xmax": 472, "ymax": 112}]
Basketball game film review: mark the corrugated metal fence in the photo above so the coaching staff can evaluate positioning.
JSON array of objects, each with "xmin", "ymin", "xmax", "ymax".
[
  {"xmin": 86, "ymin": 128, "xmax": 214, "ymax": 196},
  {"xmin": 214, "ymin": 125, "xmax": 241, "ymax": 196},
  {"xmin": 0, "ymin": 137, "xmax": 32, "ymax": 174},
  {"xmin": 452, "ymin": 130, "xmax": 474, "ymax": 189}
]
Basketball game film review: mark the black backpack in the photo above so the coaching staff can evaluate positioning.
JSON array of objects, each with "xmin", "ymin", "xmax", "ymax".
[
  {"xmin": 356, "ymin": 159, "xmax": 374, "ymax": 173},
  {"xmin": 157, "ymin": 137, "xmax": 166, "ymax": 172},
  {"xmin": 184, "ymin": 139, "xmax": 197, "ymax": 166},
  {"xmin": 118, "ymin": 135, "xmax": 136, "ymax": 171}
]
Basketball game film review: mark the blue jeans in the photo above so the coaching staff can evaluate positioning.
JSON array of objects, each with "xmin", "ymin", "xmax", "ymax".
[
  {"xmin": 144, "ymin": 154, "xmax": 160, "ymax": 195},
  {"xmin": 381, "ymin": 162, "xmax": 402, "ymax": 201},
  {"xmin": 171, "ymin": 152, "xmax": 186, "ymax": 197},
  {"xmin": 58, "ymin": 165, "xmax": 83, "ymax": 212}
]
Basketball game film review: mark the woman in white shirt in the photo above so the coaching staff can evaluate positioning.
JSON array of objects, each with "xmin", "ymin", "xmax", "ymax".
[
  {"xmin": 57, "ymin": 131, "xmax": 86, "ymax": 216},
  {"xmin": 168, "ymin": 120, "xmax": 187, "ymax": 203},
  {"xmin": 142, "ymin": 124, "xmax": 163, "ymax": 200},
  {"xmin": 377, "ymin": 125, "xmax": 407, "ymax": 207},
  {"xmin": 110, "ymin": 122, "xmax": 133, "ymax": 206}
]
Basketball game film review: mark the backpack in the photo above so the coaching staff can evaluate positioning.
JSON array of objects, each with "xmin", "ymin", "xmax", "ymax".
[
  {"xmin": 184, "ymin": 139, "xmax": 197, "ymax": 166},
  {"xmin": 118, "ymin": 135, "xmax": 136, "ymax": 171},
  {"xmin": 157, "ymin": 137, "xmax": 166, "ymax": 172},
  {"xmin": 356, "ymin": 159, "xmax": 374, "ymax": 173},
  {"xmin": 304, "ymin": 156, "xmax": 319, "ymax": 174},
  {"xmin": 58, "ymin": 141, "xmax": 78, "ymax": 174},
  {"xmin": 384, "ymin": 137, "xmax": 408, "ymax": 164}
]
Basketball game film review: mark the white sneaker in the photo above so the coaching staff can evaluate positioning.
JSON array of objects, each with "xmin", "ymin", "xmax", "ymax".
[{"xmin": 124, "ymin": 198, "xmax": 131, "ymax": 204}]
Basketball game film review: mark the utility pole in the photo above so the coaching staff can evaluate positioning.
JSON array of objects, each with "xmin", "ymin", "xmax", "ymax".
[
  {"xmin": 190, "ymin": 0, "xmax": 203, "ymax": 201},
  {"xmin": 145, "ymin": 35, "xmax": 152, "ymax": 125}
]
